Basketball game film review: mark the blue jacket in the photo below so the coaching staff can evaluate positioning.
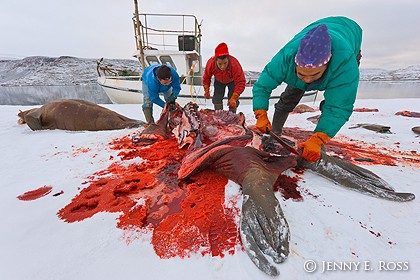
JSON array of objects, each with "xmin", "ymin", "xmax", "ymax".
[{"xmin": 142, "ymin": 64, "xmax": 181, "ymax": 108}]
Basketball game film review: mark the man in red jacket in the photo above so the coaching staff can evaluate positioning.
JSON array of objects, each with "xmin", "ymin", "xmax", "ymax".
[{"xmin": 202, "ymin": 42, "xmax": 246, "ymax": 112}]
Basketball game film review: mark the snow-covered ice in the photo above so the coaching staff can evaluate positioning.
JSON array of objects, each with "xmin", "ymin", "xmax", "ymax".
[{"xmin": 0, "ymin": 98, "xmax": 419, "ymax": 280}]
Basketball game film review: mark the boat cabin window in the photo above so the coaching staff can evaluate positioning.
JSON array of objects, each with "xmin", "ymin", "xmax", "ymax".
[
  {"xmin": 145, "ymin": 55, "xmax": 177, "ymax": 71},
  {"xmin": 159, "ymin": 56, "xmax": 177, "ymax": 70},
  {"xmin": 146, "ymin": 56, "xmax": 159, "ymax": 65}
]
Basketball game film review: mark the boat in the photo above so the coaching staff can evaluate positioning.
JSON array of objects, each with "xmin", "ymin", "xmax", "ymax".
[{"xmin": 97, "ymin": 0, "xmax": 319, "ymax": 106}]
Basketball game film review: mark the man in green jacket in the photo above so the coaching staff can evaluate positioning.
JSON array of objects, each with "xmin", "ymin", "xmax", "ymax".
[{"xmin": 253, "ymin": 16, "xmax": 362, "ymax": 162}]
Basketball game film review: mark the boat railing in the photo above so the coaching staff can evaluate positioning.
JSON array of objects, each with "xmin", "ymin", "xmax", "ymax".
[
  {"xmin": 96, "ymin": 58, "xmax": 140, "ymax": 77},
  {"xmin": 133, "ymin": 13, "xmax": 202, "ymax": 54},
  {"xmin": 97, "ymin": 56, "xmax": 207, "ymax": 86}
]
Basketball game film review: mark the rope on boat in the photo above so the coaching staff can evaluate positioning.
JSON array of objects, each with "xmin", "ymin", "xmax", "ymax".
[{"xmin": 179, "ymin": 61, "xmax": 199, "ymax": 102}]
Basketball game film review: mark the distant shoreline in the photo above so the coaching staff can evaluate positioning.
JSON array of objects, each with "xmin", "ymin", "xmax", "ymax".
[
  {"xmin": 1, "ymin": 79, "xmax": 419, "ymax": 88},
  {"xmin": 1, "ymin": 56, "xmax": 419, "ymax": 87},
  {"xmin": 1, "ymin": 81, "xmax": 418, "ymax": 106}
]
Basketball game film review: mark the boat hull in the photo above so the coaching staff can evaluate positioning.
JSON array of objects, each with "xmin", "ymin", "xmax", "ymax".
[{"xmin": 97, "ymin": 76, "xmax": 321, "ymax": 106}]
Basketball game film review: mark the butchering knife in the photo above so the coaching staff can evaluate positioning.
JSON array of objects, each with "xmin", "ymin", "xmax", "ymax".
[{"xmin": 269, "ymin": 131, "xmax": 299, "ymax": 155}]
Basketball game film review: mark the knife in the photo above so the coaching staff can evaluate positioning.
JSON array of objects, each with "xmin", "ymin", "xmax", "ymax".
[{"xmin": 269, "ymin": 131, "xmax": 299, "ymax": 155}]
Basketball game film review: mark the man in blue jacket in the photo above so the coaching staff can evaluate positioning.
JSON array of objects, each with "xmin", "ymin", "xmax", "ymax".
[{"xmin": 141, "ymin": 64, "xmax": 181, "ymax": 124}]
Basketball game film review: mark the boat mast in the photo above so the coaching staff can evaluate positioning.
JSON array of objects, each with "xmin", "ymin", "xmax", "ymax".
[{"xmin": 134, "ymin": 0, "xmax": 146, "ymax": 70}]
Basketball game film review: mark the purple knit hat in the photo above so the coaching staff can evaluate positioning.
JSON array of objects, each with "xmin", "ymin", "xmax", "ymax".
[{"xmin": 295, "ymin": 24, "xmax": 332, "ymax": 68}]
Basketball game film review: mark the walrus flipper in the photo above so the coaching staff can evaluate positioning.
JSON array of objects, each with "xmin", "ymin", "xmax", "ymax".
[
  {"xmin": 178, "ymin": 144, "xmax": 295, "ymax": 276},
  {"xmin": 298, "ymin": 153, "xmax": 415, "ymax": 202},
  {"xmin": 24, "ymin": 109, "xmax": 43, "ymax": 130},
  {"xmin": 240, "ymin": 169, "xmax": 290, "ymax": 277}
]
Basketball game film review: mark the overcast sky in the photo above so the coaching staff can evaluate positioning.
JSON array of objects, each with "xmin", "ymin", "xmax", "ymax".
[{"xmin": 1, "ymin": 0, "xmax": 419, "ymax": 71}]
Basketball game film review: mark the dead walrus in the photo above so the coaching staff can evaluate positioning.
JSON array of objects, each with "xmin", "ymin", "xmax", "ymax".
[
  {"xmin": 135, "ymin": 101, "xmax": 415, "ymax": 276},
  {"xmin": 18, "ymin": 99, "xmax": 144, "ymax": 131},
  {"xmin": 139, "ymin": 102, "xmax": 294, "ymax": 276}
]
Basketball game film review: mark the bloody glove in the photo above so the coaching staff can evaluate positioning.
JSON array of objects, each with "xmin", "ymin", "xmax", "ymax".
[
  {"xmin": 254, "ymin": 110, "xmax": 272, "ymax": 133},
  {"xmin": 228, "ymin": 92, "xmax": 240, "ymax": 110},
  {"xmin": 298, "ymin": 132, "xmax": 331, "ymax": 162},
  {"xmin": 203, "ymin": 85, "xmax": 210, "ymax": 99}
]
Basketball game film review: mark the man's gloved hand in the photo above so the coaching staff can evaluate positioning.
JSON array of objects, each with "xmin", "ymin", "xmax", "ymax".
[
  {"xmin": 228, "ymin": 92, "xmax": 240, "ymax": 110},
  {"xmin": 168, "ymin": 103, "xmax": 176, "ymax": 112},
  {"xmin": 167, "ymin": 92, "xmax": 177, "ymax": 104},
  {"xmin": 203, "ymin": 85, "xmax": 210, "ymax": 99},
  {"xmin": 254, "ymin": 109, "xmax": 272, "ymax": 133},
  {"xmin": 166, "ymin": 93, "xmax": 177, "ymax": 111},
  {"xmin": 298, "ymin": 132, "xmax": 331, "ymax": 162}
]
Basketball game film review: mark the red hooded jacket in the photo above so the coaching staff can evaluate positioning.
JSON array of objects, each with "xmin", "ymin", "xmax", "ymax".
[{"xmin": 202, "ymin": 55, "xmax": 246, "ymax": 95}]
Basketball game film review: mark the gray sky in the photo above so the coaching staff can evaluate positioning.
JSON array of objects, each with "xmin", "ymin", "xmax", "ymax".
[{"xmin": 1, "ymin": 0, "xmax": 419, "ymax": 71}]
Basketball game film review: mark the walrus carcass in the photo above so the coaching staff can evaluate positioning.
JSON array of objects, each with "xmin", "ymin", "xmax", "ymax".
[{"xmin": 18, "ymin": 99, "xmax": 144, "ymax": 131}]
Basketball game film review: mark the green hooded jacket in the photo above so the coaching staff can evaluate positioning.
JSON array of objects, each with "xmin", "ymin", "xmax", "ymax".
[{"xmin": 252, "ymin": 16, "xmax": 363, "ymax": 137}]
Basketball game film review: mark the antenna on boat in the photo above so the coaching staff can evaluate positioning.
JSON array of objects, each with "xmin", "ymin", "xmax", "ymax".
[{"xmin": 134, "ymin": 0, "xmax": 146, "ymax": 70}]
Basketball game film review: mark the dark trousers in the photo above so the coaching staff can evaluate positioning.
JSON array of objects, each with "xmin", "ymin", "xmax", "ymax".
[
  {"xmin": 212, "ymin": 80, "xmax": 237, "ymax": 109},
  {"xmin": 356, "ymin": 50, "xmax": 362, "ymax": 66},
  {"xmin": 274, "ymin": 85, "xmax": 306, "ymax": 112}
]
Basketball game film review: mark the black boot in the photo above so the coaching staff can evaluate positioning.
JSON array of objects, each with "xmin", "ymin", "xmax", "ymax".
[
  {"xmin": 142, "ymin": 108, "xmax": 155, "ymax": 125},
  {"xmin": 263, "ymin": 110, "xmax": 290, "ymax": 154},
  {"xmin": 271, "ymin": 109, "xmax": 289, "ymax": 135},
  {"xmin": 214, "ymin": 103, "xmax": 223, "ymax": 110}
]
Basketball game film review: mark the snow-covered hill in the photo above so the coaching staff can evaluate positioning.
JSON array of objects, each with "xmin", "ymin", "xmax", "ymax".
[
  {"xmin": 0, "ymin": 56, "xmax": 140, "ymax": 86},
  {"xmin": 0, "ymin": 56, "xmax": 419, "ymax": 87},
  {"xmin": 359, "ymin": 65, "xmax": 420, "ymax": 81}
]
